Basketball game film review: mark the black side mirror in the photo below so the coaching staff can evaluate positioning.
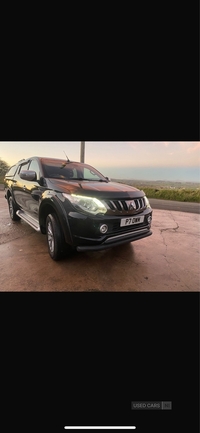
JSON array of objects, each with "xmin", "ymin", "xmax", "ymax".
[
  {"xmin": 20, "ymin": 170, "xmax": 37, "ymax": 181},
  {"xmin": 105, "ymin": 177, "xmax": 111, "ymax": 182}
]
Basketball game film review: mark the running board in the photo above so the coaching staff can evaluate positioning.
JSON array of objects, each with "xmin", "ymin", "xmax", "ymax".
[{"xmin": 16, "ymin": 210, "xmax": 41, "ymax": 232}]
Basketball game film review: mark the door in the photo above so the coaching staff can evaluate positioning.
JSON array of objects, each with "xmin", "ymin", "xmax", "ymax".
[
  {"xmin": 12, "ymin": 161, "xmax": 30, "ymax": 210},
  {"xmin": 24, "ymin": 159, "xmax": 43, "ymax": 218}
]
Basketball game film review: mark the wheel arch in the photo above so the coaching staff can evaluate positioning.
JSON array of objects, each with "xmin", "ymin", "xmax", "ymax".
[{"xmin": 39, "ymin": 199, "xmax": 73, "ymax": 244}]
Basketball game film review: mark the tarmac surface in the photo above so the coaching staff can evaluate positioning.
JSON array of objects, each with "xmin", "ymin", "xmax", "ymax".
[
  {"xmin": 149, "ymin": 198, "xmax": 200, "ymax": 214},
  {"xmin": 0, "ymin": 191, "xmax": 199, "ymax": 291}
]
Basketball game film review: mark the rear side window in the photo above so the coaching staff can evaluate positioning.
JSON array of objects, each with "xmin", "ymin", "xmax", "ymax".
[{"xmin": 6, "ymin": 165, "xmax": 17, "ymax": 177}]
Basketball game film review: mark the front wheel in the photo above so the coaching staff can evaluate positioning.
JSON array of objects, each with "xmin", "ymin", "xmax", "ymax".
[
  {"xmin": 8, "ymin": 196, "xmax": 20, "ymax": 221},
  {"xmin": 46, "ymin": 213, "xmax": 65, "ymax": 261}
]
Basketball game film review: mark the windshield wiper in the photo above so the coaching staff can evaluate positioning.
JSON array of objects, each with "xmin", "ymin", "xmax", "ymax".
[
  {"xmin": 68, "ymin": 177, "xmax": 84, "ymax": 181},
  {"xmin": 78, "ymin": 178, "xmax": 108, "ymax": 182},
  {"xmin": 67, "ymin": 178, "xmax": 98, "ymax": 181},
  {"xmin": 66, "ymin": 178, "xmax": 109, "ymax": 182}
]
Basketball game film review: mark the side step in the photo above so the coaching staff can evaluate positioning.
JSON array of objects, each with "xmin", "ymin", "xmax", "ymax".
[{"xmin": 16, "ymin": 210, "xmax": 41, "ymax": 232}]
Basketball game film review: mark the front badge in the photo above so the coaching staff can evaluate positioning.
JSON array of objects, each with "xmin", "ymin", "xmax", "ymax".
[{"xmin": 129, "ymin": 201, "xmax": 137, "ymax": 211}]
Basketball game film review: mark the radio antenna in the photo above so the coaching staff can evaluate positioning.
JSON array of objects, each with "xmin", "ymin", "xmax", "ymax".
[{"xmin": 63, "ymin": 151, "xmax": 71, "ymax": 162}]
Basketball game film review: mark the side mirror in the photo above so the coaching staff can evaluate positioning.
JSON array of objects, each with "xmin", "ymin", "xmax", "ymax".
[
  {"xmin": 106, "ymin": 177, "xmax": 111, "ymax": 182},
  {"xmin": 20, "ymin": 170, "xmax": 37, "ymax": 181}
]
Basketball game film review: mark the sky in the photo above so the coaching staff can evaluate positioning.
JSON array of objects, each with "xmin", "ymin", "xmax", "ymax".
[{"xmin": 0, "ymin": 141, "xmax": 199, "ymax": 182}]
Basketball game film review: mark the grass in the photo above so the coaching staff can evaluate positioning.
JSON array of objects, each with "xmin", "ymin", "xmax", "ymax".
[
  {"xmin": 139, "ymin": 187, "xmax": 200, "ymax": 203},
  {"xmin": 112, "ymin": 180, "xmax": 200, "ymax": 203}
]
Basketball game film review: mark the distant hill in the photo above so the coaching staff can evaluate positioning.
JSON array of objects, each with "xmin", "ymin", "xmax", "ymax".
[
  {"xmin": 111, "ymin": 179, "xmax": 200, "ymax": 203},
  {"xmin": 112, "ymin": 179, "xmax": 200, "ymax": 189}
]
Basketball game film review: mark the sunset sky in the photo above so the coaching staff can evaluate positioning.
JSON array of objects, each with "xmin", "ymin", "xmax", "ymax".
[{"xmin": 0, "ymin": 141, "xmax": 199, "ymax": 182}]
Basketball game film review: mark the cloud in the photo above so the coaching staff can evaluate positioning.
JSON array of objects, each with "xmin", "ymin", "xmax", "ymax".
[
  {"xmin": 187, "ymin": 142, "xmax": 200, "ymax": 154},
  {"xmin": 127, "ymin": 142, "xmax": 138, "ymax": 149}
]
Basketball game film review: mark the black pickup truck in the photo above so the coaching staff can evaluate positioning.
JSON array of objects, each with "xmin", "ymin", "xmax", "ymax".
[{"xmin": 4, "ymin": 157, "xmax": 153, "ymax": 260}]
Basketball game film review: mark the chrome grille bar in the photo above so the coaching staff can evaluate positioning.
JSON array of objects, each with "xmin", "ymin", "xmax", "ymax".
[{"xmin": 104, "ymin": 198, "xmax": 146, "ymax": 212}]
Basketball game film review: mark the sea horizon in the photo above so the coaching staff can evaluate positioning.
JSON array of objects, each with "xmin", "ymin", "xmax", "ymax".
[{"xmin": 97, "ymin": 166, "xmax": 200, "ymax": 183}]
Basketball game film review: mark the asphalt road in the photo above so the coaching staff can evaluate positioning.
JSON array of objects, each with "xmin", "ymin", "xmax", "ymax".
[
  {"xmin": 0, "ymin": 191, "xmax": 199, "ymax": 291},
  {"xmin": 149, "ymin": 198, "xmax": 200, "ymax": 214}
]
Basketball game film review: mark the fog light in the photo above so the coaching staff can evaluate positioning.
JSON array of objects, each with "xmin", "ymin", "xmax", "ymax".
[
  {"xmin": 147, "ymin": 216, "xmax": 152, "ymax": 224},
  {"xmin": 100, "ymin": 224, "xmax": 108, "ymax": 234}
]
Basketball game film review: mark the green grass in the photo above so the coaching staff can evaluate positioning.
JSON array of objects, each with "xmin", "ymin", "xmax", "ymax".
[
  {"xmin": 112, "ymin": 180, "xmax": 200, "ymax": 203},
  {"xmin": 139, "ymin": 187, "xmax": 200, "ymax": 203}
]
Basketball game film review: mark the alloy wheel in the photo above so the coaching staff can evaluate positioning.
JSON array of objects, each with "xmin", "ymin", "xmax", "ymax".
[{"xmin": 47, "ymin": 221, "xmax": 55, "ymax": 253}]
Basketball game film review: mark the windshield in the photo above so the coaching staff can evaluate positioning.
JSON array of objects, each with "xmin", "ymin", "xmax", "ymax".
[{"xmin": 41, "ymin": 159, "xmax": 107, "ymax": 182}]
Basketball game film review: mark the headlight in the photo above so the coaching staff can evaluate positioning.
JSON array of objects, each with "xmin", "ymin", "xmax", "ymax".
[
  {"xmin": 63, "ymin": 194, "xmax": 107, "ymax": 215},
  {"xmin": 144, "ymin": 196, "xmax": 151, "ymax": 208}
]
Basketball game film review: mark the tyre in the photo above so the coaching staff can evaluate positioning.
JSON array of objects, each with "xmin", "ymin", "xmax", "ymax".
[
  {"xmin": 46, "ymin": 213, "xmax": 65, "ymax": 261},
  {"xmin": 8, "ymin": 196, "xmax": 20, "ymax": 221}
]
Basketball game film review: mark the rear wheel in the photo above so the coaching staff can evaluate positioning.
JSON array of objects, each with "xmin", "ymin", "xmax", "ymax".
[
  {"xmin": 46, "ymin": 213, "xmax": 65, "ymax": 261},
  {"xmin": 8, "ymin": 196, "xmax": 20, "ymax": 221}
]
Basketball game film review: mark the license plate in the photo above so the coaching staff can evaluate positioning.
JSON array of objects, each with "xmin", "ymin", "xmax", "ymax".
[{"xmin": 120, "ymin": 216, "xmax": 145, "ymax": 227}]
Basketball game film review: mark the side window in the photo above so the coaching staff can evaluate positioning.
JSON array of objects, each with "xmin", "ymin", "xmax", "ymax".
[
  {"xmin": 29, "ymin": 160, "xmax": 40, "ymax": 181},
  {"xmin": 6, "ymin": 165, "xmax": 17, "ymax": 176}
]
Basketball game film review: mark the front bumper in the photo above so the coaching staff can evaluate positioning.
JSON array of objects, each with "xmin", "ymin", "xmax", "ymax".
[
  {"xmin": 76, "ymin": 229, "xmax": 152, "ymax": 252},
  {"xmin": 68, "ymin": 209, "xmax": 153, "ymax": 252}
]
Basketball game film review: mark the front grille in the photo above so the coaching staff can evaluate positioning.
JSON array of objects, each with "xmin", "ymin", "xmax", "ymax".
[{"xmin": 104, "ymin": 198, "xmax": 146, "ymax": 212}]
